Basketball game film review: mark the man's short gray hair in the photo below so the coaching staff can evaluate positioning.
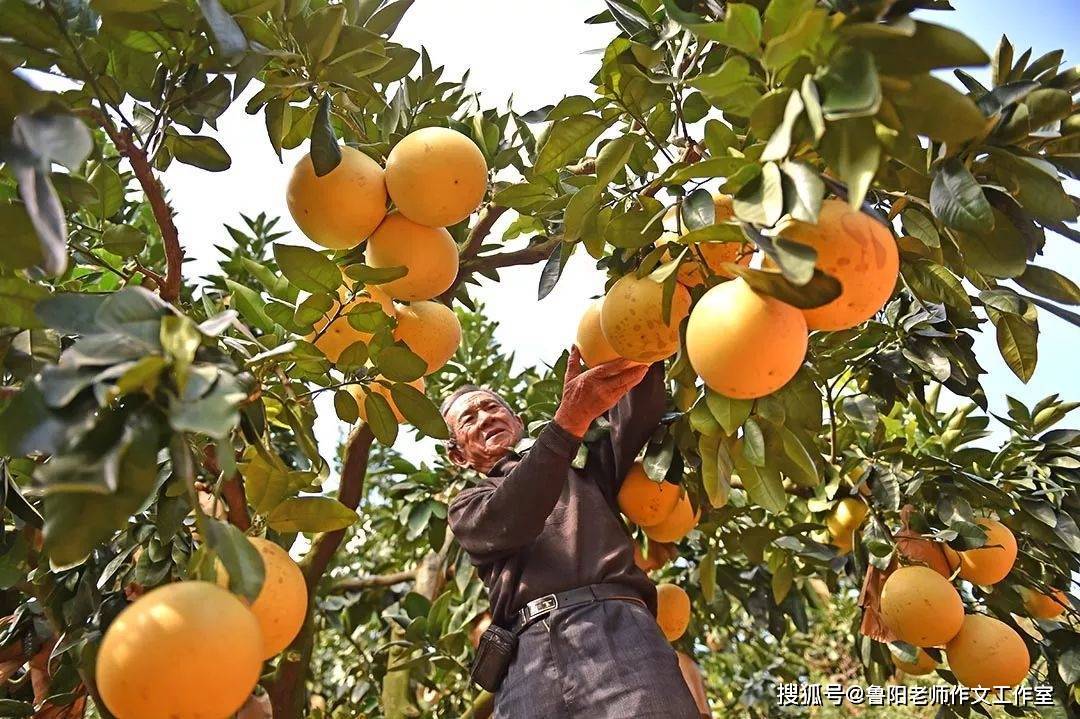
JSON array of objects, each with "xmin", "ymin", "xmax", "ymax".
[{"xmin": 439, "ymin": 385, "xmax": 516, "ymax": 418}]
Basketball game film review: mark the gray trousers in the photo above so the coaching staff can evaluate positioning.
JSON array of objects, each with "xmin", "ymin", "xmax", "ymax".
[{"xmin": 494, "ymin": 598, "xmax": 701, "ymax": 719}]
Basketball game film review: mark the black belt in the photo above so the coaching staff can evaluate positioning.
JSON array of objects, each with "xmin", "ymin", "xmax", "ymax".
[{"xmin": 513, "ymin": 583, "xmax": 644, "ymax": 632}]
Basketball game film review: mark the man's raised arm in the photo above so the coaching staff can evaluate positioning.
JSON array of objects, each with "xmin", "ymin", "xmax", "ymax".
[{"xmin": 606, "ymin": 361, "xmax": 667, "ymax": 487}]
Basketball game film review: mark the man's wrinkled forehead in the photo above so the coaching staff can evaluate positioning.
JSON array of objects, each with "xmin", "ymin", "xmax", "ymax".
[{"xmin": 444, "ymin": 389, "xmax": 509, "ymax": 421}]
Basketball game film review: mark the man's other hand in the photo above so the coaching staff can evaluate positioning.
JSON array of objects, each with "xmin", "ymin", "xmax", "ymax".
[{"xmin": 553, "ymin": 346, "xmax": 649, "ymax": 438}]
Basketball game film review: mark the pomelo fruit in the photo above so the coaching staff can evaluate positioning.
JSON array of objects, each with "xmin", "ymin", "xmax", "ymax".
[
  {"xmin": 576, "ymin": 297, "xmax": 620, "ymax": 367},
  {"xmin": 365, "ymin": 213, "xmax": 459, "ymax": 301},
  {"xmin": 643, "ymin": 490, "xmax": 698, "ymax": 544},
  {"xmin": 1021, "ymin": 587, "xmax": 1070, "ymax": 620},
  {"xmin": 879, "ymin": 565, "xmax": 964, "ymax": 647},
  {"xmin": 656, "ymin": 583, "xmax": 691, "ymax": 641},
  {"xmin": 96, "ymin": 582, "xmax": 262, "ymax": 719},
  {"xmin": 617, "ymin": 462, "xmax": 681, "ymax": 527},
  {"xmin": 286, "ymin": 146, "xmax": 387, "ymax": 250},
  {"xmin": 894, "ymin": 648, "xmax": 938, "ymax": 676},
  {"xmin": 685, "ymin": 278, "xmax": 807, "ymax": 399},
  {"xmin": 600, "ymin": 274, "xmax": 691, "ymax": 363},
  {"xmin": 392, "ymin": 300, "xmax": 462, "ymax": 374},
  {"xmin": 385, "ymin": 127, "xmax": 488, "ymax": 227},
  {"xmin": 946, "ymin": 614, "xmax": 1030, "ymax": 688},
  {"xmin": 944, "ymin": 518, "xmax": 1017, "ymax": 586},
  {"xmin": 309, "ymin": 285, "xmax": 395, "ymax": 363},
  {"xmin": 827, "ymin": 497, "xmax": 869, "ymax": 553},
  {"xmin": 778, "ymin": 199, "xmax": 898, "ymax": 331}
]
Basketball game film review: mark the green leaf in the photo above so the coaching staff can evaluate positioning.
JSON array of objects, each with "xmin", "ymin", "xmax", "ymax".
[
  {"xmin": 374, "ymin": 344, "xmax": 427, "ymax": 382},
  {"xmin": 595, "ymin": 134, "xmax": 638, "ymax": 186},
  {"xmin": 533, "ymin": 114, "xmax": 609, "ymax": 175},
  {"xmin": 0, "ymin": 202, "xmax": 43, "ymax": 269},
  {"xmin": 734, "ymin": 442, "xmax": 785, "ymax": 513},
  {"xmin": 901, "ymin": 210, "xmax": 940, "ymax": 249},
  {"xmin": 1014, "ymin": 265, "xmax": 1080, "ymax": 306},
  {"xmin": 987, "ymin": 307, "xmax": 1038, "ymax": 382},
  {"xmin": 303, "ymin": 4, "xmax": 346, "ymax": 63},
  {"xmin": 763, "ymin": 7, "xmax": 827, "ymax": 71},
  {"xmin": 889, "ymin": 74, "xmax": 987, "ymax": 144},
  {"xmin": 203, "ymin": 518, "xmax": 265, "ymax": 602},
  {"xmin": 273, "ymin": 244, "xmax": 342, "ymax": 293},
  {"xmin": 311, "ymin": 94, "xmax": 341, "ymax": 177},
  {"xmin": 901, "ymin": 259, "xmax": 972, "ymax": 315},
  {"xmin": 268, "ymin": 496, "xmax": 359, "ymax": 533},
  {"xmin": 778, "ymin": 427, "xmax": 818, "ymax": 487},
  {"xmin": 930, "ymin": 159, "xmax": 993, "ymax": 234},
  {"xmin": 390, "ymin": 382, "xmax": 449, "ymax": 439},
  {"xmin": 170, "ymin": 133, "xmax": 232, "ymax": 172},
  {"xmin": 681, "ymin": 188, "xmax": 715, "ymax": 230},
  {"xmin": 818, "ymin": 117, "xmax": 880, "ymax": 209},
  {"xmin": 848, "ymin": 20, "xmax": 989, "ymax": 76},
  {"xmin": 699, "ymin": 434, "xmax": 732, "ymax": 509},
  {"xmin": 715, "ymin": 4, "xmax": 762, "ymax": 56},
  {"xmin": 724, "ymin": 265, "xmax": 841, "ymax": 309},
  {"xmin": 0, "ymin": 277, "xmax": 48, "ymax": 329},
  {"xmin": 688, "ymin": 56, "xmax": 751, "ymax": 101},
  {"xmin": 197, "ymin": 0, "xmax": 247, "ymax": 61},
  {"xmin": 733, "ymin": 161, "xmax": 784, "ymax": 226},
  {"xmin": 818, "ymin": 47, "xmax": 881, "ymax": 120},
  {"xmin": 779, "ymin": 160, "xmax": 823, "ymax": 224},
  {"xmin": 364, "ymin": 391, "xmax": 399, "ymax": 445},
  {"xmin": 761, "ymin": 90, "xmax": 804, "ymax": 161},
  {"xmin": 705, "ymin": 391, "xmax": 752, "ymax": 435},
  {"xmin": 101, "ymin": 223, "xmax": 147, "ymax": 258},
  {"xmin": 741, "ymin": 417, "xmax": 766, "ymax": 467},
  {"xmin": 334, "ymin": 389, "xmax": 359, "ymax": 423},
  {"xmin": 954, "ymin": 208, "xmax": 1031, "ymax": 279},
  {"xmin": 986, "ymin": 150, "xmax": 1076, "ymax": 223},
  {"xmin": 492, "ymin": 182, "xmax": 554, "ymax": 211}
]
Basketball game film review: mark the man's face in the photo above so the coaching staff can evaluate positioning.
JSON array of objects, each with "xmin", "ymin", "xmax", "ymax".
[{"xmin": 444, "ymin": 390, "xmax": 524, "ymax": 473}]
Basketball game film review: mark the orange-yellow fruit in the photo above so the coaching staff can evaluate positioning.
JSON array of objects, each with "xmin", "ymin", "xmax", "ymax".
[
  {"xmin": 230, "ymin": 538, "xmax": 308, "ymax": 659},
  {"xmin": 779, "ymin": 199, "xmax": 899, "ymax": 331},
  {"xmin": 309, "ymin": 286, "xmax": 395, "ymax": 363},
  {"xmin": 365, "ymin": 213, "xmax": 459, "ymax": 301},
  {"xmin": 286, "ymin": 146, "xmax": 387, "ymax": 250},
  {"xmin": 617, "ymin": 462, "xmax": 681, "ymax": 527},
  {"xmin": 655, "ymin": 583, "xmax": 691, "ymax": 641},
  {"xmin": 632, "ymin": 542, "xmax": 677, "ymax": 573},
  {"xmin": 96, "ymin": 582, "xmax": 262, "ymax": 719},
  {"xmin": 895, "ymin": 529, "xmax": 954, "ymax": 578},
  {"xmin": 385, "ymin": 127, "xmax": 488, "ymax": 227},
  {"xmin": 349, "ymin": 376, "xmax": 425, "ymax": 423},
  {"xmin": 879, "ymin": 566, "xmax": 964, "ymax": 647},
  {"xmin": 685, "ymin": 278, "xmax": 808, "ymax": 399},
  {"xmin": 576, "ymin": 298, "xmax": 620, "ymax": 367},
  {"xmin": 1021, "ymin": 587, "xmax": 1070, "ymax": 620},
  {"xmin": 392, "ymin": 300, "xmax": 462, "ymax": 374},
  {"xmin": 944, "ymin": 519, "xmax": 1017, "ymax": 586},
  {"xmin": 894, "ymin": 648, "xmax": 938, "ymax": 676},
  {"xmin": 675, "ymin": 241, "xmax": 753, "ymax": 286},
  {"xmin": 643, "ymin": 491, "xmax": 698, "ymax": 544},
  {"xmin": 600, "ymin": 274, "xmax": 691, "ymax": 363},
  {"xmin": 946, "ymin": 614, "xmax": 1031, "ymax": 688},
  {"xmin": 826, "ymin": 498, "xmax": 869, "ymax": 552}
]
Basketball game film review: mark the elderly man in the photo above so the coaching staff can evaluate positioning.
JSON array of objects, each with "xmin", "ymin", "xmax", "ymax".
[{"xmin": 443, "ymin": 347, "xmax": 700, "ymax": 719}]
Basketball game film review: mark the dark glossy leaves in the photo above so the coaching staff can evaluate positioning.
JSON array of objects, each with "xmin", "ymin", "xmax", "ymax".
[
  {"xmin": 930, "ymin": 159, "xmax": 994, "ymax": 233},
  {"xmin": 311, "ymin": 94, "xmax": 341, "ymax": 177}
]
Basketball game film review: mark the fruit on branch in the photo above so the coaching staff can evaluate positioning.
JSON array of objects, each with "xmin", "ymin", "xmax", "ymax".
[
  {"xmin": 633, "ymin": 541, "xmax": 677, "ymax": 573},
  {"xmin": 618, "ymin": 462, "xmax": 681, "ymax": 527},
  {"xmin": 879, "ymin": 566, "xmax": 964, "ymax": 647},
  {"xmin": 685, "ymin": 278, "xmax": 808, "ymax": 399},
  {"xmin": 894, "ymin": 528, "xmax": 954, "ymax": 578},
  {"xmin": 349, "ymin": 376, "xmax": 426, "ymax": 423},
  {"xmin": 218, "ymin": 537, "xmax": 308, "ymax": 659},
  {"xmin": 286, "ymin": 147, "xmax": 387, "ymax": 250},
  {"xmin": 600, "ymin": 274, "xmax": 691, "ymax": 363},
  {"xmin": 945, "ymin": 614, "xmax": 1031, "ymax": 688},
  {"xmin": 893, "ymin": 648, "xmax": 938, "ymax": 676},
  {"xmin": 575, "ymin": 297, "xmax": 620, "ymax": 367},
  {"xmin": 365, "ymin": 213, "xmax": 459, "ymax": 301},
  {"xmin": 393, "ymin": 300, "xmax": 463, "ymax": 374},
  {"xmin": 655, "ymin": 583, "xmax": 691, "ymax": 641},
  {"xmin": 310, "ymin": 286, "xmax": 396, "ymax": 363},
  {"xmin": 943, "ymin": 518, "xmax": 1017, "ymax": 586},
  {"xmin": 661, "ymin": 195, "xmax": 753, "ymax": 287},
  {"xmin": 385, "ymin": 127, "xmax": 489, "ymax": 227},
  {"xmin": 778, "ymin": 199, "xmax": 899, "ymax": 331},
  {"xmin": 1021, "ymin": 587, "xmax": 1071, "ymax": 620},
  {"xmin": 643, "ymin": 490, "xmax": 698, "ymax": 544},
  {"xmin": 826, "ymin": 497, "xmax": 869, "ymax": 554},
  {"xmin": 96, "ymin": 582, "xmax": 262, "ymax": 719}
]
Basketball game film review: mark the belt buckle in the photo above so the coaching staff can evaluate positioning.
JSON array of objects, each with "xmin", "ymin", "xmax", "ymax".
[{"xmin": 530, "ymin": 594, "xmax": 558, "ymax": 616}]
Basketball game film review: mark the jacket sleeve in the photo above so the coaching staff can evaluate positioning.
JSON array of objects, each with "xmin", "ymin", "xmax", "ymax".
[
  {"xmin": 448, "ymin": 422, "xmax": 581, "ymax": 564},
  {"xmin": 601, "ymin": 361, "xmax": 667, "ymax": 497}
]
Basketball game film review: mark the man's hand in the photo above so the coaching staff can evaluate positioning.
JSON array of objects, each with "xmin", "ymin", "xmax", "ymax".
[{"xmin": 553, "ymin": 346, "xmax": 649, "ymax": 438}]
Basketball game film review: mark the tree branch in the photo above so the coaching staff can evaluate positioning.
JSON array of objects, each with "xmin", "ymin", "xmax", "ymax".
[
  {"xmin": 460, "ymin": 204, "xmax": 510, "ymax": 262},
  {"xmin": 465, "ymin": 235, "xmax": 563, "ymax": 274},
  {"xmin": 329, "ymin": 569, "xmax": 417, "ymax": 594}
]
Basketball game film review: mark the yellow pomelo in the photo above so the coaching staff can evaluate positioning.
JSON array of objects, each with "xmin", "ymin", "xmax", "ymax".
[
  {"xmin": 600, "ymin": 274, "xmax": 691, "ymax": 363},
  {"xmin": 617, "ymin": 462, "xmax": 681, "ymax": 527},
  {"xmin": 880, "ymin": 566, "xmax": 964, "ymax": 647},
  {"xmin": 365, "ymin": 213, "xmax": 459, "ymax": 301},
  {"xmin": 349, "ymin": 376, "xmax": 425, "ymax": 423},
  {"xmin": 1021, "ymin": 587, "xmax": 1070, "ymax": 620},
  {"xmin": 393, "ymin": 300, "xmax": 462, "ymax": 374},
  {"xmin": 894, "ymin": 648, "xmax": 938, "ymax": 676},
  {"xmin": 944, "ymin": 518, "xmax": 1017, "ymax": 586},
  {"xmin": 218, "ymin": 538, "xmax": 308, "ymax": 659},
  {"xmin": 643, "ymin": 490, "xmax": 698, "ymax": 544},
  {"xmin": 309, "ymin": 285, "xmax": 395, "ymax": 363},
  {"xmin": 385, "ymin": 127, "xmax": 488, "ymax": 227},
  {"xmin": 96, "ymin": 581, "xmax": 262, "ymax": 719},
  {"xmin": 576, "ymin": 297, "xmax": 620, "ymax": 367},
  {"xmin": 656, "ymin": 583, "xmax": 691, "ymax": 641},
  {"xmin": 685, "ymin": 278, "xmax": 808, "ymax": 399},
  {"xmin": 779, "ymin": 199, "xmax": 899, "ymax": 331},
  {"xmin": 827, "ymin": 498, "xmax": 869, "ymax": 552},
  {"xmin": 946, "ymin": 614, "xmax": 1030, "ymax": 688},
  {"xmin": 286, "ymin": 146, "xmax": 387, "ymax": 250}
]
